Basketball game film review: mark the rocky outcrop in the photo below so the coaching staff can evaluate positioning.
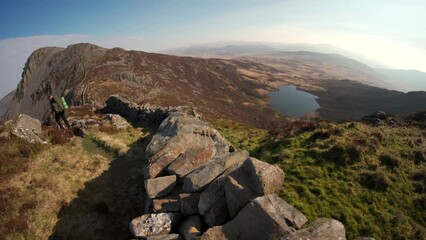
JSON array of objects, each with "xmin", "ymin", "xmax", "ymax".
[
  {"xmin": 105, "ymin": 95, "xmax": 199, "ymax": 125},
  {"xmin": 11, "ymin": 114, "xmax": 47, "ymax": 144},
  {"xmin": 129, "ymin": 108, "xmax": 347, "ymax": 239}
]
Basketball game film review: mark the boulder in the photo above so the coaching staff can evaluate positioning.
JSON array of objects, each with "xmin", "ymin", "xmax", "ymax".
[
  {"xmin": 179, "ymin": 193, "xmax": 201, "ymax": 216},
  {"xmin": 199, "ymin": 226, "xmax": 228, "ymax": 240},
  {"xmin": 283, "ymin": 218, "xmax": 346, "ymax": 240},
  {"xmin": 12, "ymin": 114, "xmax": 46, "ymax": 144},
  {"xmin": 198, "ymin": 178, "xmax": 229, "ymax": 226},
  {"xmin": 182, "ymin": 149, "xmax": 249, "ymax": 192},
  {"xmin": 153, "ymin": 198, "xmax": 181, "ymax": 213},
  {"xmin": 224, "ymin": 157, "xmax": 285, "ymax": 218},
  {"xmin": 178, "ymin": 215, "xmax": 202, "ymax": 240},
  {"xmin": 129, "ymin": 213, "xmax": 180, "ymax": 238},
  {"xmin": 167, "ymin": 147, "xmax": 216, "ymax": 177},
  {"xmin": 222, "ymin": 194, "xmax": 307, "ymax": 240},
  {"xmin": 105, "ymin": 113, "xmax": 130, "ymax": 129},
  {"xmin": 144, "ymin": 111, "xmax": 231, "ymax": 178},
  {"xmin": 145, "ymin": 175, "xmax": 177, "ymax": 199}
]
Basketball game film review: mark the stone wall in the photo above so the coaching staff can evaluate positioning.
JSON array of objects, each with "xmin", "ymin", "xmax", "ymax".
[
  {"xmin": 105, "ymin": 95, "xmax": 198, "ymax": 125},
  {"xmin": 127, "ymin": 108, "xmax": 347, "ymax": 240}
]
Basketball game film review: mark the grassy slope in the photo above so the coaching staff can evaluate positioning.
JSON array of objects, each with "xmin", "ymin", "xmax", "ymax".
[
  {"xmin": 0, "ymin": 124, "xmax": 152, "ymax": 240},
  {"xmin": 211, "ymin": 119, "xmax": 426, "ymax": 240}
]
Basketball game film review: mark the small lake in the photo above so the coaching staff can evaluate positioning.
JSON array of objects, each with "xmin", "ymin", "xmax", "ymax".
[{"xmin": 269, "ymin": 85, "xmax": 320, "ymax": 118}]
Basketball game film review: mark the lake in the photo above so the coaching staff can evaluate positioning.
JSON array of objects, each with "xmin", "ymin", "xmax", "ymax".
[{"xmin": 269, "ymin": 85, "xmax": 320, "ymax": 117}]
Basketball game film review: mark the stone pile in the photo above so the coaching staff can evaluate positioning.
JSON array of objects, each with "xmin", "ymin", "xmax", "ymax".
[{"xmin": 129, "ymin": 109, "xmax": 347, "ymax": 240}]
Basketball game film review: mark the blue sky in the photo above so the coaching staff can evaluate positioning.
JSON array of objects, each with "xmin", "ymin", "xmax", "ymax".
[{"xmin": 1, "ymin": 0, "xmax": 426, "ymax": 98}]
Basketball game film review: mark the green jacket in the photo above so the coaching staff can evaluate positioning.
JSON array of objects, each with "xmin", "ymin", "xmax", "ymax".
[{"xmin": 50, "ymin": 96, "xmax": 64, "ymax": 113}]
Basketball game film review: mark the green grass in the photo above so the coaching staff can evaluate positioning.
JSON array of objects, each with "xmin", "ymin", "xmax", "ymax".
[{"xmin": 213, "ymin": 119, "xmax": 426, "ymax": 240}]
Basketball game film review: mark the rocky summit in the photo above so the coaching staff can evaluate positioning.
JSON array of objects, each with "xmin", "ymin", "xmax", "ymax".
[{"xmin": 128, "ymin": 103, "xmax": 346, "ymax": 240}]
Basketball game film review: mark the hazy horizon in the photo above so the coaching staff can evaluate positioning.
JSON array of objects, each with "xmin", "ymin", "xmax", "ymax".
[{"xmin": 1, "ymin": 0, "xmax": 426, "ymax": 99}]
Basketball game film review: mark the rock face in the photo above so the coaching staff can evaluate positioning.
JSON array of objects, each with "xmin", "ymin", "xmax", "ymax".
[
  {"xmin": 11, "ymin": 114, "xmax": 46, "ymax": 144},
  {"xmin": 129, "ymin": 107, "xmax": 347, "ymax": 239}
]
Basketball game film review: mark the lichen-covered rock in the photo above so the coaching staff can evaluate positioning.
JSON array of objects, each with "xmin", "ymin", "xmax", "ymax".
[
  {"xmin": 283, "ymin": 218, "xmax": 346, "ymax": 240},
  {"xmin": 167, "ymin": 147, "xmax": 216, "ymax": 177},
  {"xmin": 145, "ymin": 175, "xmax": 177, "ymax": 199},
  {"xmin": 178, "ymin": 215, "xmax": 202, "ymax": 240},
  {"xmin": 144, "ymin": 111, "xmax": 232, "ymax": 178},
  {"xmin": 222, "ymin": 194, "xmax": 307, "ymax": 240},
  {"xmin": 129, "ymin": 213, "xmax": 180, "ymax": 238},
  {"xmin": 182, "ymin": 149, "xmax": 248, "ymax": 192},
  {"xmin": 12, "ymin": 114, "xmax": 46, "ymax": 144}
]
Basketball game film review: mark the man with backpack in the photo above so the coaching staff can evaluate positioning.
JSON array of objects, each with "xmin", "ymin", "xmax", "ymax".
[{"xmin": 48, "ymin": 95, "xmax": 71, "ymax": 130}]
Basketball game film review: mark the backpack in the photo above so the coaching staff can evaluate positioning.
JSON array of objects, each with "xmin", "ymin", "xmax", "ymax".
[{"xmin": 60, "ymin": 96, "xmax": 69, "ymax": 110}]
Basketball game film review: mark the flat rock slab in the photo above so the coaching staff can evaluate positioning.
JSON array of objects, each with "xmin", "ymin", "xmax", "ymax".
[
  {"xmin": 129, "ymin": 213, "xmax": 180, "ymax": 238},
  {"xmin": 182, "ymin": 149, "xmax": 249, "ymax": 192},
  {"xmin": 167, "ymin": 147, "xmax": 216, "ymax": 177},
  {"xmin": 145, "ymin": 175, "xmax": 177, "ymax": 199},
  {"xmin": 222, "ymin": 194, "xmax": 307, "ymax": 240},
  {"xmin": 283, "ymin": 218, "xmax": 346, "ymax": 240},
  {"xmin": 153, "ymin": 198, "xmax": 181, "ymax": 213}
]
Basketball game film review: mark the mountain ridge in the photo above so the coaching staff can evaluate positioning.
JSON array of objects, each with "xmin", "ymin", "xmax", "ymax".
[{"xmin": 1, "ymin": 43, "xmax": 426, "ymax": 126}]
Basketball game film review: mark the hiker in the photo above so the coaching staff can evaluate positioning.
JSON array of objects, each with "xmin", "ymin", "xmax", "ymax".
[{"xmin": 48, "ymin": 95, "xmax": 71, "ymax": 130}]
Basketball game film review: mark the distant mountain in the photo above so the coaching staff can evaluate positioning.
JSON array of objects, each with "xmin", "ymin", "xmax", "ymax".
[
  {"xmin": 1, "ymin": 43, "xmax": 425, "ymax": 124},
  {"xmin": 163, "ymin": 42, "xmax": 387, "ymax": 68},
  {"xmin": 375, "ymin": 68, "xmax": 426, "ymax": 92}
]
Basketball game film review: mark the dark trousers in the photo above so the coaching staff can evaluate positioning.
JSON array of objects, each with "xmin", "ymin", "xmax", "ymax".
[{"xmin": 55, "ymin": 111, "xmax": 71, "ymax": 130}]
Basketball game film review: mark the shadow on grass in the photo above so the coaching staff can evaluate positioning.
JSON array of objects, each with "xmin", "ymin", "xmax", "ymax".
[{"xmin": 48, "ymin": 129, "xmax": 154, "ymax": 240}]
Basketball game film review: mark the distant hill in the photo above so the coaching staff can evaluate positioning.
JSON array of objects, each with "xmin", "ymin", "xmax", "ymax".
[
  {"xmin": 163, "ymin": 42, "xmax": 387, "ymax": 68},
  {"xmin": 375, "ymin": 68, "xmax": 426, "ymax": 92},
  {"xmin": 1, "ymin": 43, "xmax": 425, "ymax": 125}
]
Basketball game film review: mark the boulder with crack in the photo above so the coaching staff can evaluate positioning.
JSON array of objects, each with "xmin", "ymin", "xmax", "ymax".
[{"xmin": 144, "ymin": 111, "xmax": 232, "ymax": 179}]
